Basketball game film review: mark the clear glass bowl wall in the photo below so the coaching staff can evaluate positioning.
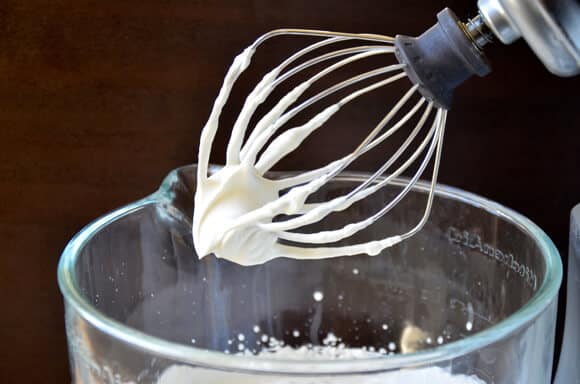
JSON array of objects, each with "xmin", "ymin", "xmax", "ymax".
[{"xmin": 58, "ymin": 165, "xmax": 562, "ymax": 383}]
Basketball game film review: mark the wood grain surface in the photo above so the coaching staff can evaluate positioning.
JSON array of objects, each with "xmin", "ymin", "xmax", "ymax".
[{"xmin": 0, "ymin": 1, "xmax": 578, "ymax": 382}]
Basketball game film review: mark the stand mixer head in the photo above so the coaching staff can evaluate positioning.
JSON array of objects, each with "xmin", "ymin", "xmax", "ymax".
[{"xmin": 477, "ymin": 0, "xmax": 580, "ymax": 77}]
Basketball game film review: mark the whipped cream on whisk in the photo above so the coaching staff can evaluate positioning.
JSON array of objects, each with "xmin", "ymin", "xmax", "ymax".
[{"xmin": 193, "ymin": 32, "xmax": 446, "ymax": 265}]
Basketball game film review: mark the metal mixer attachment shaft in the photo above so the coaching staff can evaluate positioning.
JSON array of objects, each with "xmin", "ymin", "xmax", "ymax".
[{"xmin": 395, "ymin": 1, "xmax": 580, "ymax": 109}]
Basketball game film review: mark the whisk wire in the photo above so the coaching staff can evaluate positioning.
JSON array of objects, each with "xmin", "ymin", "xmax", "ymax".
[
  {"xmin": 253, "ymin": 29, "xmax": 395, "ymax": 47},
  {"xmin": 241, "ymin": 51, "xmax": 401, "ymax": 166},
  {"xmin": 263, "ymin": 104, "xmax": 440, "ymax": 240},
  {"xmin": 258, "ymin": 96, "xmax": 430, "ymax": 234},
  {"xmin": 272, "ymin": 109, "xmax": 445, "ymax": 247}
]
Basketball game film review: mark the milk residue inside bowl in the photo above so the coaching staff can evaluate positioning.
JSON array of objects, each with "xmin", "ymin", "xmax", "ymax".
[{"xmin": 157, "ymin": 330, "xmax": 485, "ymax": 383}]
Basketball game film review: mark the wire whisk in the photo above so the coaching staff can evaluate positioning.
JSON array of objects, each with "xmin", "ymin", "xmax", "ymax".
[{"xmin": 193, "ymin": 28, "xmax": 447, "ymax": 265}]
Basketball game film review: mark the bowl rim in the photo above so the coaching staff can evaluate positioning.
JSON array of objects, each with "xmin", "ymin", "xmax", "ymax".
[{"xmin": 57, "ymin": 164, "xmax": 562, "ymax": 374}]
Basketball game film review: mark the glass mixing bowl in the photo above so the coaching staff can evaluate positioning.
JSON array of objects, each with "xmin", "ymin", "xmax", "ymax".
[{"xmin": 58, "ymin": 165, "xmax": 562, "ymax": 383}]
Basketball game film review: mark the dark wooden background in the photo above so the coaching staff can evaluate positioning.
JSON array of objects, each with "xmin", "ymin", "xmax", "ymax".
[{"xmin": 0, "ymin": 0, "xmax": 578, "ymax": 382}]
